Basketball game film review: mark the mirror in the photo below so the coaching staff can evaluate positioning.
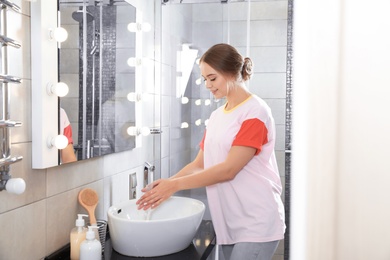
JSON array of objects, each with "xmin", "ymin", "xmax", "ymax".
[{"xmin": 58, "ymin": 0, "xmax": 137, "ymax": 163}]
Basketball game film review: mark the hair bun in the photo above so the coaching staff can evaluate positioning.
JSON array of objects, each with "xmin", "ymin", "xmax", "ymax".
[{"xmin": 242, "ymin": 57, "xmax": 253, "ymax": 81}]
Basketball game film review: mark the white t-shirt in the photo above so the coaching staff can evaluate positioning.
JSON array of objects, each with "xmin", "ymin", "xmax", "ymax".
[{"xmin": 200, "ymin": 95, "xmax": 285, "ymax": 245}]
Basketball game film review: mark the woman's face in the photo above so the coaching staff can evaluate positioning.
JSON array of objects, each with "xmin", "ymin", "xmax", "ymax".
[{"xmin": 200, "ymin": 62, "xmax": 230, "ymax": 99}]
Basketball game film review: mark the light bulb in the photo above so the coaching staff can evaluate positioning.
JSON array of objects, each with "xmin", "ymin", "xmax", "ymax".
[
  {"xmin": 140, "ymin": 127, "xmax": 151, "ymax": 136},
  {"xmin": 127, "ymin": 57, "xmax": 142, "ymax": 67},
  {"xmin": 47, "ymin": 135, "xmax": 68, "ymax": 149},
  {"xmin": 205, "ymin": 119, "xmax": 209, "ymax": 126},
  {"xmin": 50, "ymin": 27, "xmax": 68, "ymax": 42},
  {"xmin": 127, "ymin": 126, "xmax": 138, "ymax": 136},
  {"xmin": 6, "ymin": 178, "xmax": 26, "ymax": 195},
  {"xmin": 127, "ymin": 22, "xmax": 151, "ymax": 32},
  {"xmin": 127, "ymin": 92, "xmax": 142, "ymax": 102},
  {"xmin": 204, "ymin": 99, "xmax": 211, "ymax": 106},
  {"xmin": 181, "ymin": 97, "xmax": 189, "ymax": 104},
  {"xmin": 195, "ymin": 78, "xmax": 202, "ymax": 85},
  {"xmin": 195, "ymin": 119, "xmax": 202, "ymax": 126},
  {"xmin": 181, "ymin": 122, "xmax": 189, "ymax": 128},
  {"xmin": 195, "ymin": 99, "xmax": 202, "ymax": 106},
  {"xmin": 127, "ymin": 22, "xmax": 139, "ymax": 32},
  {"xmin": 127, "ymin": 126, "xmax": 151, "ymax": 136},
  {"xmin": 195, "ymin": 58, "xmax": 200, "ymax": 65},
  {"xmin": 47, "ymin": 82, "xmax": 69, "ymax": 97}
]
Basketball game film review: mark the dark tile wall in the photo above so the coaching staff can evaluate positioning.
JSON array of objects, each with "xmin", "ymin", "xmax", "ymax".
[{"xmin": 77, "ymin": 6, "xmax": 117, "ymax": 159}]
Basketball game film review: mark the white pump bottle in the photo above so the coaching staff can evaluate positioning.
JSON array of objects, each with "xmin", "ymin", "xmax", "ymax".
[
  {"xmin": 80, "ymin": 225, "xmax": 102, "ymax": 260},
  {"xmin": 70, "ymin": 214, "xmax": 88, "ymax": 260}
]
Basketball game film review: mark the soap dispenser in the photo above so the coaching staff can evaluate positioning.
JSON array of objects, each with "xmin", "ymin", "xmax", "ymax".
[
  {"xmin": 80, "ymin": 225, "xmax": 102, "ymax": 260},
  {"xmin": 70, "ymin": 214, "xmax": 88, "ymax": 260}
]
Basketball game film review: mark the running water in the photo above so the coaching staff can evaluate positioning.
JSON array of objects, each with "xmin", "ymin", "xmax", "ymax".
[{"xmin": 143, "ymin": 184, "xmax": 154, "ymax": 221}]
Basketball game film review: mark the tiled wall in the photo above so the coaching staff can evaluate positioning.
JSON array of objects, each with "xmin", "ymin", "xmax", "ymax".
[
  {"xmin": 160, "ymin": 2, "xmax": 288, "ymax": 260},
  {"xmin": 0, "ymin": 1, "xmax": 159, "ymax": 259}
]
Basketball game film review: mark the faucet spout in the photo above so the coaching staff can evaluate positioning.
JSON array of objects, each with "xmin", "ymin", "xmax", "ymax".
[{"xmin": 144, "ymin": 162, "xmax": 155, "ymax": 188}]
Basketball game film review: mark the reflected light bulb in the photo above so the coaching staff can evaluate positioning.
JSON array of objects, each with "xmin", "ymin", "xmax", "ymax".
[
  {"xmin": 204, "ymin": 99, "xmax": 211, "ymax": 106},
  {"xmin": 195, "ymin": 99, "xmax": 202, "ymax": 106},
  {"xmin": 181, "ymin": 97, "xmax": 189, "ymax": 104},
  {"xmin": 195, "ymin": 119, "xmax": 202, "ymax": 126},
  {"xmin": 195, "ymin": 78, "xmax": 202, "ymax": 85},
  {"xmin": 127, "ymin": 57, "xmax": 142, "ymax": 67},
  {"xmin": 6, "ymin": 178, "xmax": 26, "ymax": 195},
  {"xmin": 127, "ymin": 126, "xmax": 138, "ymax": 136},
  {"xmin": 181, "ymin": 122, "xmax": 189, "ymax": 128},
  {"xmin": 51, "ymin": 27, "xmax": 68, "ymax": 42},
  {"xmin": 127, "ymin": 92, "xmax": 141, "ymax": 102},
  {"xmin": 127, "ymin": 22, "xmax": 151, "ymax": 32},
  {"xmin": 127, "ymin": 22, "xmax": 139, "ymax": 32}
]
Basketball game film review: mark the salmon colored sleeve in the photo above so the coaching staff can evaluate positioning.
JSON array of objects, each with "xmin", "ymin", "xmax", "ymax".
[
  {"xmin": 232, "ymin": 118, "xmax": 268, "ymax": 155},
  {"xmin": 63, "ymin": 124, "xmax": 74, "ymax": 144},
  {"xmin": 199, "ymin": 130, "xmax": 207, "ymax": 151}
]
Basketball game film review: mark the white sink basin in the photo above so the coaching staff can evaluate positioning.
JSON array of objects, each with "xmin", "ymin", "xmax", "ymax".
[{"xmin": 107, "ymin": 196, "xmax": 205, "ymax": 257}]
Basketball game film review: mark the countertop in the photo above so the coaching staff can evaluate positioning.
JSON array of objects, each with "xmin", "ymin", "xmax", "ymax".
[{"xmin": 45, "ymin": 220, "xmax": 216, "ymax": 260}]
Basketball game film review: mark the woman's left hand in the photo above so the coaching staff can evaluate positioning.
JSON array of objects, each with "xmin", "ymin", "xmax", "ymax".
[{"xmin": 136, "ymin": 178, "xmax": 177, "ymax": 210}]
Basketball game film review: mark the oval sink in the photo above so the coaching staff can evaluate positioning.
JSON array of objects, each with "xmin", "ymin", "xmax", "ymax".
[{"xmin": 107, "ymin": 196, "xmax": 205, "ymax": 257}]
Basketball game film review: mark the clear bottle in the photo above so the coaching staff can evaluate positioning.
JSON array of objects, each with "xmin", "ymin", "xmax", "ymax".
[
  {"xmin": 80, "ymin": 226, "xmax": 102, "ymax": 260},
  {"xmin": 70, "ymin": 214, "xmax": 88, "ymax": 260}
]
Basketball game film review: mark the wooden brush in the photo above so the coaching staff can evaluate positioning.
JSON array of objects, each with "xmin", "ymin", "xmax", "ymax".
[{"xmin": 78, "ymin": 188, "xmax": 99, "ymax": 225}]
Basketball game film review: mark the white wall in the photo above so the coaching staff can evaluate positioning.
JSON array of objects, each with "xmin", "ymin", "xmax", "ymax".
[{"xmin": 291, "ymin": 0, "xmax": 390, "ymax": 259}]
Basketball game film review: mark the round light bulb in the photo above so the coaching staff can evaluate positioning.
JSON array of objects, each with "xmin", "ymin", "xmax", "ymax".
[
  {"xmin": 127, "ymin": 22, "xmax": 139, "ymax": 32},
  {"xmin": 54, "ymin": 135, "xmax": 68, "ymax": 149},
  {"xmin": 47, "ymin": 82, "xmax": 69, "ymax": 97},
  {"xmin": 6, "ymin": 178, "xmax": 26, "ymax": 195},
  {"xmin": 195, "ymin": 119, "xmax": 202, "ymax": 126},
  {"xmin": 195, "ymin": 99, "xmax": 202, "ymax": 106},
  {"xmin": 54, "ymin": 82, "xmax": 69, "ymax": 97},
  {"xmin": 53, "ymin": 27, "xmax": 68, "ymax": 42},
  {"xmin": 127, "ymin": 57, "xmax": 142, "ymax": 67},
  {"xmin": 140, "ymin": 127, "xmax": 151, "ymax": 136},
  {"xmin": 204, "ymin": 99, "xmax": 211, "ymax": 106},
  {"xmin": 195, "ymin": 78, "xmax": 202, "ymax": 85},
  {"xmin": 127, "ymin": 92, "xmax": 141, "ymax": 102},
  {"xmin": 181, "ymin": 97, "xmax": 189, "ymax": 104},
  {"xmin": 181, "ymin": 122, "xmax": 189, "ymax": 128},
  {"xmin": 127, "ymin": 126, "xmax": 138, "ymax": 136}
]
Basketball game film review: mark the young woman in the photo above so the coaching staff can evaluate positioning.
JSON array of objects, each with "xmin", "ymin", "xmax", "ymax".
[{"xmin": 137, "ymin": 43, "xmax": 285, "ymax": 260}]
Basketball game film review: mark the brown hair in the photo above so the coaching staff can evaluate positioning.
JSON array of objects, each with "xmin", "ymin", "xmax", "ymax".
[{"xmin": 200, "ymin": 43, "xmax": 253, "ymax": 82}]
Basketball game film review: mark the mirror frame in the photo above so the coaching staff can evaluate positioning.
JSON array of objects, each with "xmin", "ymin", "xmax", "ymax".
[
  {"xmin": 31, "ymin": 0, "xmax": 144, "ymax": 169},
  {"xmin": 31, "ymin": 0, "xmax": 59, "ymax": 169}
]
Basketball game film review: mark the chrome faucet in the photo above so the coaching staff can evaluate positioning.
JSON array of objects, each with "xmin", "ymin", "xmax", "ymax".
[{"xmin": 144, "ymin": 162, "xmax": 155, "ymax": 188}]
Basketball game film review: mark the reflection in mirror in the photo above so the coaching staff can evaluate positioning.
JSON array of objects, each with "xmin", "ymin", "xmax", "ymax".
[{"xmin": 58, "ymin": 0, "xmax": 137, "ymax": 163}]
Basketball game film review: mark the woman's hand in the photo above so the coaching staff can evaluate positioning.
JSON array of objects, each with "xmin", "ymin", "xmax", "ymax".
[{"xmin": 136, "ymin": 178, "xmax": 177, "ymax": 210}]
